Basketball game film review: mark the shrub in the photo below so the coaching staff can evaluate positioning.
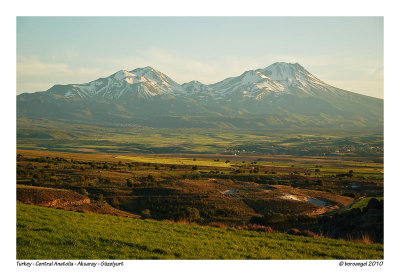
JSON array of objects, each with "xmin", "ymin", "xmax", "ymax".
[
  {"xmin": 208, "ymin": 222, "xmax": 228, "ymax": 229},
  {"xmin": 126, "ymin": 178, "xmax": 134, "ymax": 187},
  {"xmin": 110, "ymin": 197, "xmax": 120, "ymax": 208},
  {"xmin": 78, "ymin": 188, "xmax": 88, "ymax": 196},
  {"xmin": 185, "ymin": 207, "xmax": 200, "ymax": 221},
  {"xmin": 359, "ymin": 233, "xmax": 374, "ymax": 244},
  {"xmin": 287, "ymin": 228, "xmax": 301, "ymax": 235},
  {"xmin": 147, "ymin": 174, "xmax": 155, "ymax": 182},
  {"xmin": 249, "ymin": 216, "xmax": 264, "ymax": 225},
  {"xmin": 342, "ymin": 192, "xmax": 356, "ymax": 198},
  {"xmin": 243, "ymin": 224, "xmax": 274, "ymax": 233},
  {"xmin": 300, "ymin": 230, "xmax": 318, "ymax": 238},
  {"xmin": 141, "ymin": 209, "xmax": 151, "ymax": 219},
  {"xmin": 364, "ymin": 198, "xmax": 382, "ymax": 211},
  {"xmin": 94, "ymin": 193, "xmax": 103, "ymax": 202}
]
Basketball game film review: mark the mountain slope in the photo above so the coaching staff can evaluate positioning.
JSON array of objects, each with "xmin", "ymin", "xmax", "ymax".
[
  {"xmin": 43, "ymin": 66, "xmax": 184, "ymax": 100},
  {"xmin": 17, "ymin": 62, "xmax": 383, "ymax": 129}
]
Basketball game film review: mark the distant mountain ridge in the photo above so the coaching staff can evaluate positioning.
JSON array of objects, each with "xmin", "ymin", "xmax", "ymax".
[
  {"xmin": 23, "ymin": 62, "xmax": 349, "ymax": 100},
  {"xmin": 17, "ymin": 62, "xmax": 383, "ymax": 130}
]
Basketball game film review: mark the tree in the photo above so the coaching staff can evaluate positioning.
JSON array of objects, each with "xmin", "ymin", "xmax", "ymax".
[
  {"xmin": 78, "ymin": 188, "xmax": 88, "ymax": 196},
  {"xmin": 126, "ymin": 178, "xmax": 134, "ymax": 187},
  {"xmin": 147, "ymin": 174, "xmax": 155, "ymax": 182},
  {"xmin": 111, "ymin": 197, "xmax": 120, "ymax": 208},
  {"xmin": 185, "ymin": 207, "xmax": 200, "ymax": 221},
  {"xmin": 95, "ymin": 193, "xmax": 104, "ymax": 202},
  {"xmin": 141, "ymin": 209, "xmax": 151, "ymax": 219},
  {"xmin": 270, "ymin": 179, "xmax": 278, "ymax": 185}
]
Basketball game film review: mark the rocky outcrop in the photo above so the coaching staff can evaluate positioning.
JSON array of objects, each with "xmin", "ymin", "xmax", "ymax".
[
  {"xmin": 17, "ymin": 185, "xmax": 90, "ymax": 207},
  {"xmin": 44, "ymin": 198, "xmax": 90, "ymax": 207},
  {"xmin": 17, "ymin": 185, "xmax": 139, "ymax": 219}
]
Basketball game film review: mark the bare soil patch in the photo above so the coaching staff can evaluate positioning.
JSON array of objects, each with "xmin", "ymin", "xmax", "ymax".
[{"xmin": 17, "ymin": 185, "xmax": 138, "ymax": 218}]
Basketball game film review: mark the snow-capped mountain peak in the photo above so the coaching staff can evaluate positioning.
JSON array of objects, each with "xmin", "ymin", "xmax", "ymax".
[
  {"xmin": 181, "ymin": 80, "xmax": 212, "ymax": 96},
  {"xmin": 111, "ymin": 70, "xmax": 136, "ymax": 80},
  {"xmin": 238, "ymin": 70, "xmax": 269, "ymax": 84},
  {"xmin": 130, "ymin": 66, "xmax": 156, "ymax": 76},
  {"xmin": 44, "ymin": 62, "xmax": 346, "ymax": 102},
  {"xmin": 18, "ymin": 62, "xmax": 383, "ymax": 130},
  {"xmin": 259, "ymin": 62, "xmax": 327, "ymax": 87},
  {"xmin": 129, "ymin": 66, "xmax": 183, "ymax": 93},
  {"xmin": 261, "ymin": 62, "xmax": 306, "ymax": 81}
]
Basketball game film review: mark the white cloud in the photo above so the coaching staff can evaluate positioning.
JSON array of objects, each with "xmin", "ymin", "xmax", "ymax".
[
  {"xmin": 326, "ymin": 79, "xmax": 383, "ymax": 98},
  {"xmin": 17, "ymin": 56, "xmax": 105, "ymax": 93}
]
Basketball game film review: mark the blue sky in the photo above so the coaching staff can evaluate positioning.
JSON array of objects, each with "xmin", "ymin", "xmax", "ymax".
[{"xmin": 17, "ymin": 16, "xmax": 383, "ymax": 98}]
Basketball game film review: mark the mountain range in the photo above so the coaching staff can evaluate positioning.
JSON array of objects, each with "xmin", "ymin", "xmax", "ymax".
[{"xmin": 17, "ymin": 62, "xmax": 383, "ymax": 129}]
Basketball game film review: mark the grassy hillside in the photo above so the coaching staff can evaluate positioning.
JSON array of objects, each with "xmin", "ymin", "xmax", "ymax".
[
  {"xmin": 337, "ymin": 197, "xmax": 384, "ymax": 214},
  {"xmin": 17, "ymin": 203, "xmax": 383, "ymax": 259}
]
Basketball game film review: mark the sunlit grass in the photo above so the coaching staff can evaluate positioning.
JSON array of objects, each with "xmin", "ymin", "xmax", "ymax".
[
  {"xmin": 17, "ymin": 203, "xmax": 383, "ymax": 260},
  {"xmin": 115, "ymin": 155, "xmax": 231, "ymax": 168}
]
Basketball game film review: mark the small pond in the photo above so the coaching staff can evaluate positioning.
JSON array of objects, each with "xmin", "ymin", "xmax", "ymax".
[{"xmin": 306, "ymin": 197, "xmax": 327, "ymax": 207}]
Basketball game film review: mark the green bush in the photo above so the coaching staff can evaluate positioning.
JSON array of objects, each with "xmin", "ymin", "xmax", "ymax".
[
  {"xmin": 141, "ymin": 209, "xmax": 151, "ymax": 219},
  {"xmin": 94, "ymin": 193, "xmax": 103, "ymax": 202},
  {"xmin": 78, "ymin": 188, "xmax": 88, "ymax": 196},
  {"xmin": 126, "ymin": 178, "xmax": 134, "ymax": 187},
  {"xmin": 185, "ymin": 207, "xmax": 200, "ymax": 221}
]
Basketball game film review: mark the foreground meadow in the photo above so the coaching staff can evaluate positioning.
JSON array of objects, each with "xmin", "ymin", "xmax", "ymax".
[{"xmin": 17, "ymin": 203, "xmax": 383, "ymax": 260}]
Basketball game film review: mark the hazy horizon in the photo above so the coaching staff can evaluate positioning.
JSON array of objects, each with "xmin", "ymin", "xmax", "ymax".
[{"xmin": 17, "ymin": 16, "xmax": 383, "ymax": 99}]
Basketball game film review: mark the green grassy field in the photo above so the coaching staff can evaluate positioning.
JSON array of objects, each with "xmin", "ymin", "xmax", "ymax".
[
  {"xmin": 17, "ymin": 118, "xmax": 383, "ymax": 157},
  {"xmin": 115, "ymin": 155, "xmax": 231, "ymax": 167},
  {"xmin": 17, "ymin": 203, "xmax": 383, "ymax": 260}
]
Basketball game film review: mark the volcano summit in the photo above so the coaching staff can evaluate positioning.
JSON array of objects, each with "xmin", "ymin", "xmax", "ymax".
[{"xmin": 17, "ymin": 62, "xmax": 383, "ymax": 129}]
